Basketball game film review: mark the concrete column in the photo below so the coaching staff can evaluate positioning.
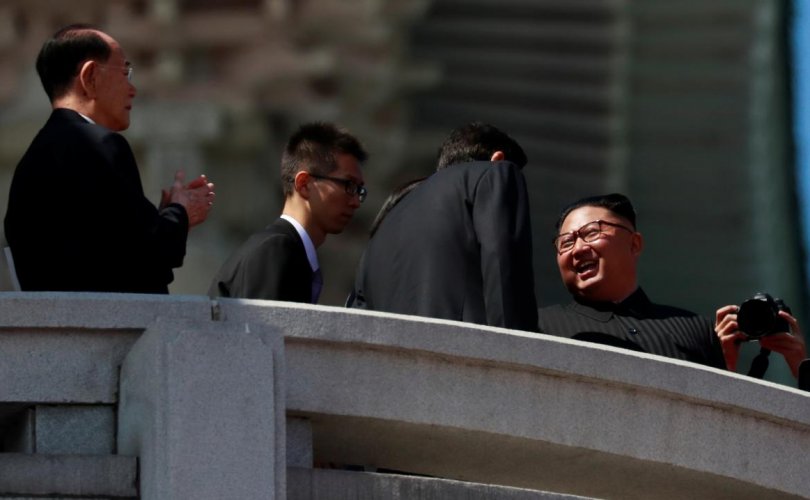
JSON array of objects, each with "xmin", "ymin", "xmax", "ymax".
[
  {"xmin": 117, "ymin": 317, "xmax": 285, "ymax": 499},
  {"xmin": 286, "ymin": 417, "xmax": 313, "ymax": 468}
]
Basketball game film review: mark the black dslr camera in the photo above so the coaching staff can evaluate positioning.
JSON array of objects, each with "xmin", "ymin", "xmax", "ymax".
[{"xmin": 737, "ymin": 292, "xmax": 791, "ymax": 339}]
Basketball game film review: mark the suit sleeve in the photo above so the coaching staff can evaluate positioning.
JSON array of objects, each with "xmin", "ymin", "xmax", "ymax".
[
  {"xmin": 103, "ymin": 133, "xmax": 189, "ymax": 273},
  {"xmin": 87, "ymin": 134, "xmax": 188, "ymax": 292},
  {"xmin": 472, "ymin": 162, "xmax": 538, "ymax": 331}
]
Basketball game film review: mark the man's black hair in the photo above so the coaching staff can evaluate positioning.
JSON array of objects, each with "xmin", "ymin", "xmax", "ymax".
[
  {"xmin": 280, "ymin": 122, "xmax": 368, "ymax": 197},
  {"xmin": 36, "ymin": 24, "xmax": 111, "ymax": 102},
  {"xmin": 436, "ymin": 121, "xmax": 527, "ymax": 170},
  {"xmin": 555, "ymin": 193, "xmax": 637, "ymax": 231}
]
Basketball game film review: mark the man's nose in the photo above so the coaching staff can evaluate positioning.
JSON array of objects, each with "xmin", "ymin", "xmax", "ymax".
[{"xmin": 571, "ymin": 236, "xmax": 590, "ymax": 253}]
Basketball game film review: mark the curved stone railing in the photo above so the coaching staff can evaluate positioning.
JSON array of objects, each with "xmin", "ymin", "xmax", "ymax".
[{"xmin": 0, "ymin": 292, "xmax": 808, "ymax": 499}]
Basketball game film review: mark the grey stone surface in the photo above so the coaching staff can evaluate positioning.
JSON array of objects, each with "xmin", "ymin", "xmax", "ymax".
[
  {"xmin": 0, "ymin": 293, "xmax": 213, "ymax": 405},
  {"xmin": 0, "ymin": 292, "xmax": 212, "ymax": 329},
  {"xmin": 286, "ymin": 417, "xmax": 313, "ymax": 468},
  {"xmin": 118, "ymin": 316, "xmax": 284, "ymax": 499},
  {"xmin": 1, "ymin": 295, "xmax": 809, "ymax": 498},
  {"xmin": 217, "ymin": 300, "xmax": 810, "ymax": 499},
  {"xmin": 0, "ymin": 497, "xmax": 113, "ymax": 499},
  {"xmin": 0, "ymin": 329, "xmax": 139, "ymax": 404},
  {"xmin": 287, "ymin": 467, "xmax": 595, "ymax": 499},
  {"xmin": 34, "ymin": 405, "xmax": 115, "ymax": 455},
  {"xmin": 221, "ymin": 300, "xmax": 810, "ymax": 423},
  {"xmin": 0, "ymin": 453, "xmax": 137, "ymax": 498}
]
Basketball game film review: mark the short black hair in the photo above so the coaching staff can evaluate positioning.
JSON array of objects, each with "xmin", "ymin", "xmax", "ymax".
[
  {"xmin": 555, "ymin": 193, "xmax": 637, "ymax": 231},
  {"xmin": 280, "ymin": 122, "xmax": 368, "ymax": 197},
  {"xmin": 436, "ymin": 121, "xmax": 527, "ymax": 170},
  {"xmin": 36, "ymin": 24, "xmax": 111, "ymax": 102}
]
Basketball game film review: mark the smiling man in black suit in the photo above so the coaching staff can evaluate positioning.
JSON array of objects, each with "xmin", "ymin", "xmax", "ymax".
[
  {"xmin": 537, "ymin": 193, "xmax": 726, "ymax": 368},
  {"xmin": 4, "ymin": 24, "xmax": 215, "ymax": 293}
]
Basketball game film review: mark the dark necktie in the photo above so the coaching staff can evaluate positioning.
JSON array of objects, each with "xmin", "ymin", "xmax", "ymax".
[{"xmin": 311, "ymin": 268, "xmax": 323, "ymax": 304}]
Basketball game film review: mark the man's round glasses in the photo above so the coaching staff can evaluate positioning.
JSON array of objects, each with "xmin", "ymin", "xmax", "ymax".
[
  {"xmin": 553, "ymin": 219, "xmax": 634, "ymax": 254},
  {"xmin": 99, "ymin": 64, "xmax": 134, "ymax": 82},
  {"xmin": 310, "ymin": 174, "xmax": 367, "ymax": 202}
]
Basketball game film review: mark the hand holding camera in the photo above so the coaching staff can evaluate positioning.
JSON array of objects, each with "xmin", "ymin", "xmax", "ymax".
[
  {"xmin": 715, "ymin": 293, "xmax": 806, "ymax": 379},
  {"xmin": 737, "ymin": 293, "xmax": 791, "ymax": 339}
]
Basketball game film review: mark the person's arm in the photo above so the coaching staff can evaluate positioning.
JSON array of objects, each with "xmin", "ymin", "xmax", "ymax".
[
  {"xmin": 473, "ymin": 162, "xmax": 538, "ymax": 331},
  {"xmin": 150, "ymin": 171, "xmax": 214, "ymax": 271},
  {"xmin": 163, "ymin": 170, "xmax": 215, "ymax": 228}
]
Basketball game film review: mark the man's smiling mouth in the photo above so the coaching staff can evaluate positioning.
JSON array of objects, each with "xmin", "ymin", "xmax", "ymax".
[{"xmin": 575, "ymin": 260, "xmax": 597, "ymax": 275}]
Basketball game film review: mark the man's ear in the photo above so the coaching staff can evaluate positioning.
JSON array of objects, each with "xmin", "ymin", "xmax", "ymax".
[
  {"xmin": 77, "ymin": 60, "xmax": 98, "ymax": 98},
  {"xmin": 293, "ymin": 171, "xmax": 311, "ymax": 199},
  {"xmin": 490, "ymin": 151, "xmax": 505, "ymax": 162},
  {"xmin": 631, "ymin": 231, "xmax": 644, "ymax": 257}
]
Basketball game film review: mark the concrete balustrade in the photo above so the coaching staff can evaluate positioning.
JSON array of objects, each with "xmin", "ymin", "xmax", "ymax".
[
  {"xmin": 0, "ymin": 454, "xmax": 137, "ymax": 498},
  {"xmin": 0, "ymin": 292, "xmax": 808, "ymax": 499},
  {"xmin": 118, "ymin": 316, "xmax": 285, "ymax": 499}
]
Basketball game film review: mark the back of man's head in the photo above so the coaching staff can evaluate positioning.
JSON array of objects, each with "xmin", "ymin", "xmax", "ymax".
[
  {"xmin": 280, "ymin": 122, "xmax": 368, "ymax": 197},
  {"xmin": 36, "ymin": 24, "xmax": 110, "ymax": 103},
  {"xmin": 436, "ymin": 121, "xmax": 527, "ymax": 170},
  {"xmin": 556, "ymin": 193, "xmax": 637, "ymax": 231}
]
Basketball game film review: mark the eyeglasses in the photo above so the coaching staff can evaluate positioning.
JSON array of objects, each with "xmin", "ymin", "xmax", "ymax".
[
  {"xmin": 553, "ymin": 219, "xmax": 634, "ymax": 254},
  {"xmin": 309, "ymin": 174, "xmax": 367, "ymax": 202},
  {"xmin": 98, "ymin": 64, "xmax": 134, "ymax": 82}
]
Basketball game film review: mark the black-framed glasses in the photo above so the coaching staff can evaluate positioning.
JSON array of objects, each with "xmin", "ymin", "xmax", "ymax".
[
  {"xmin": 553, "ymin": 219, "xmax": 634, "ymax": 254},
  {"xmin": 310, "ymin": 174, "xmax": 367, "ymax": 202},
  {"xmin": 99, "ymin": 64, "xmax": 134, "ymax": 82}
]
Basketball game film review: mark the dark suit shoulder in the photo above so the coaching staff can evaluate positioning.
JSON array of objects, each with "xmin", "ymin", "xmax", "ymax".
[
  {"xmin": 46, "ymin": 109, "xmax": 120, "ymax": 146},
  {"xmin": 643, "ymin": 301, "xmax": 704, "ymax": 320},
  {"xmin": 429, "ymin": 160, "xmax": 521, "ymax": 187},
  {"xmin": 244, "ymin": 223, "xmax": 305, "ymax": 263},
  {"xmin": 209, "ymin": 219, "xmax": 312, "ymax": 302},
  {"xmin": 18, "ymin": 109, "xmax": 130, "ymax": 181}
]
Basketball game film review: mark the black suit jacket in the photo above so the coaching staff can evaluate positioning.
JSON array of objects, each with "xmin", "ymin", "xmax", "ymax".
[
  {"xmin": 537, "ymin": 288, "xmax": 726, "ymax": 369},
  {"xmin": 209, "ymin": 218, "xmax": 314, "ymax": 302},
  {"xmin": 4, "ymin": 109, "xmax": 188, "ymax": 293},
  {"xmin": 353, "ymin": 161, "xmax": 537, "ymax": 331}
]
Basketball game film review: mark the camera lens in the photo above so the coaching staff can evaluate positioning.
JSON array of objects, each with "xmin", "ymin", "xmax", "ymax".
[{"xmin": 738, "ymin": 297, "xmax": 777, "ymax": 338}]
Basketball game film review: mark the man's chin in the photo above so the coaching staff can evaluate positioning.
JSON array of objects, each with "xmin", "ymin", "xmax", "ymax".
[{"xmin": 570, "ymin": 281, "xmax": 605, "ymax": 301}]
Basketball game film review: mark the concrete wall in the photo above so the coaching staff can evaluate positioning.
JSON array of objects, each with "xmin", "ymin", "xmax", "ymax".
[{"xmin": 0, "ymin": 292, "xmax": 808, "ymax": 499}]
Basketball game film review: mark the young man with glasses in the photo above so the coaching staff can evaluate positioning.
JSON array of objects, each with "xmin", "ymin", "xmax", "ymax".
[
  {"xmin": 5, "ymin": 24, "xmax": 215, "ymax": 293},
  {"xmin": 538, "ymin": 193, "xmax": 727, "ymax": 368},
  {"xmin": 209, "ymin": 122, "xmax": 367, "ymax": 303}
]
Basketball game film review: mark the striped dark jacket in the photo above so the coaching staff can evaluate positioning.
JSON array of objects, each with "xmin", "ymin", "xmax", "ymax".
[{"xmin": 538, "ymin": 288, "xmax": 726, "ymax": 369}]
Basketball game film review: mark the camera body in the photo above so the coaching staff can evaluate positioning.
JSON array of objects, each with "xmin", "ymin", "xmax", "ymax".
[{"xmin": 737, "ymin": 292, "xmax": 791, "ymax": 339}]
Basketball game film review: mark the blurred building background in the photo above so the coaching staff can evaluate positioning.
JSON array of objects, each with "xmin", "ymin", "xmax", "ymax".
[{"xmin": 0, "ymin": 0, "xmax": 805, "ymax": 384}]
